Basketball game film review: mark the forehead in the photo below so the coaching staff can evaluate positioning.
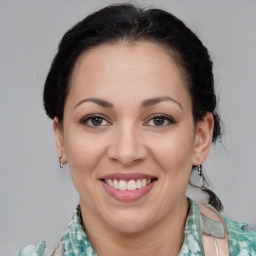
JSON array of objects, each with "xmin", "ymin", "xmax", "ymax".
[{"xmin": 67, "ymin": 41, "xmax": 190, "ymax": 107}]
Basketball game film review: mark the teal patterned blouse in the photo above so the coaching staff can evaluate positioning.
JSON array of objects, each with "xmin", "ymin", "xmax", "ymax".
[{"xmin": 16, "ymin": 199, "xmax": 256, "ymax": 256}]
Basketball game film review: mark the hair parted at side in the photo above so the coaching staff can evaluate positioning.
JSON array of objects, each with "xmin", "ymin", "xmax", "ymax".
[{"xmin": 43, "ymin": 3, "xmax": 223, "ymax": 211}]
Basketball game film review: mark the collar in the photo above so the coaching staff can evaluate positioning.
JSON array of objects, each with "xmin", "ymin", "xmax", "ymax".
[
  {"xmin": 60, "ymin": 198, "xmax": 204, "ymax": 256},
  {"xmin": 179, "ymin": 198, "xmax": 204, "ymax": 255},
  {"xmin": 60, "ymin": 205, "xmax": 97, "ymax": 256}
]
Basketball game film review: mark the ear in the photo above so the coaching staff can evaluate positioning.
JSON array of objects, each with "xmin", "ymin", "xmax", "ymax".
[
  {"xmin": 192, "ymin": 112, "xmax": 214, "ymax": 165},
  {"xmin": 53, "ymin": 117, "xmax": 67, "ymax": 164}
]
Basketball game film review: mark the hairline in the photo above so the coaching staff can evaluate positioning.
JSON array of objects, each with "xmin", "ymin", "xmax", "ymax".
[{"xmin": 62, "ymin": 38, "xmax": 191, "ymax": 119}]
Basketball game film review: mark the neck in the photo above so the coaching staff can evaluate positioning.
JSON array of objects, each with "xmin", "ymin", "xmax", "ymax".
[{"xmin": 80, "ymin": 198, "xmax": 189, "ymax": 256}]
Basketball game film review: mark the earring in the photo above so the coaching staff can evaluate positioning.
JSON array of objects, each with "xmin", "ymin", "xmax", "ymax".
[
  {"xmin": 58, "ymin": 155, "xmax": 63, "ymax": 168},
  {"xmin": 198, "ymin": 164, "xmax": 202, "ymax": 176},
  {"xmin": 198, "ymin": 164, "xmax": 206, "ymax": 191}
]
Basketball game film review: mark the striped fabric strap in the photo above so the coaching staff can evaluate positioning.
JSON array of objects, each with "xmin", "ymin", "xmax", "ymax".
[{"xmin": 198, "ymin": 203, "xmax": 229, "ymax": 256}]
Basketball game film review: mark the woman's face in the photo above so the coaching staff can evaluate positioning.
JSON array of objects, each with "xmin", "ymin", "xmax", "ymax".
[{"xmin": 54, "ymin": 42, "xmax": 213, "ymax": 233}]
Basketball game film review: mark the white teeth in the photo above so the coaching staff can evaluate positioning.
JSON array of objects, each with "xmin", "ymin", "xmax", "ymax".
[
  {"xmin": 136, "ymin": 179, "xmax": 142, "ymax": 189},
  {"xmin": 142, "ymin": 179, "xmax": 147, "ymax": 187},
  {"xmin": 113, "ymin": 179, "xmax": 119, "ymax": 189},
  {"xmin": 105, "ymin": 178, "xmax": 153, "ymax": 191},
  {"xmin": 119, "ymin": 180, "xmax": 127, "ymax": 191},
  {"xmin": 128, "ymin": 180, "xmax": 137, "ymax": 191}
]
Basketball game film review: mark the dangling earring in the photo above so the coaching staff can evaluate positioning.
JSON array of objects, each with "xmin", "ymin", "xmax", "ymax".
[
  {"xmin": 58, "ymin": 155, "xmax": 63, "ymax": 168},
  {"xmin": 198, "ymin": 164, "xmax": 202, "ymax": 176},
  {"xmin": 198, "ymin": 164, "xmax": 205, "ymax": 190},
  {"xmin": 197, "ymin": 164, "xmax": 223, "ymax": 210}
]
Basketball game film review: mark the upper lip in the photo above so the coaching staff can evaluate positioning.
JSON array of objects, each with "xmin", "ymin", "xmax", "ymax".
[{"xmin": 100, "ymin": 172, "xmax": 157, "ymax": 181}]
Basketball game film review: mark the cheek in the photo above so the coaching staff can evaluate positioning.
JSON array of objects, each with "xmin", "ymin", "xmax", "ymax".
[
  {"xmin": 63, "ymin": 129, "xmax": 107, "ymax": 179},
  {"xmin": 150, "ymin": 127, "xmax": 195, "ymax": 178},
  {"xmin": 63, "ymin": 131, "xmax": 109, "ymax": 207}
]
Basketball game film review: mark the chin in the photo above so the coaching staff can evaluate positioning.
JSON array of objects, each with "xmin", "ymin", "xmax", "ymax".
[
  {"xmin": 110, "ymin": 219, "xmax": 150, "ymax": 234},
  {"xmin": 103, "ymin": 209, "xmax": 157, "ymax": 234}
]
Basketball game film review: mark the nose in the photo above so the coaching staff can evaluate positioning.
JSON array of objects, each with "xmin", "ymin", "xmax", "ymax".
[{"xmin": 107, "ymin": 123, "xmax": 147, "ymax": 166}]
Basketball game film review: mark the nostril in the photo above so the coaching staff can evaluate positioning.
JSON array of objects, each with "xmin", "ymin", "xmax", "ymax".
[{"xmin": 107, "ymin": 141, "xmax": 147, "ymax": 166}]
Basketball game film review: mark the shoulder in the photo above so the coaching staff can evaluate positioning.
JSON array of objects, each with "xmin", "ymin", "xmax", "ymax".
[
  {"xmin": 223, "ymin": 216, "xmax": 256, "ymax": 255},
  {"xmin": 15, "ymin": 241, "xmax": 64, "ymax": 256},
  {"xmin": 15, "ymin": 241, "xmax": 46, "ymax": 256}
]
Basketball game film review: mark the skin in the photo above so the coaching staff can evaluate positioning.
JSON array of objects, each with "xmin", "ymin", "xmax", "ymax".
[{"xmin": 54, "ymin": 41, "xmax": 214, "ymax": 256}]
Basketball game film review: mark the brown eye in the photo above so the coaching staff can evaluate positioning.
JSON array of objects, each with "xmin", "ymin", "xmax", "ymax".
[
  {"xmin": 80, "ymin": 114, "xmax": 110, "ymax": 127},
  {"xmin": 91, "ymin": 117, "xmax": 103, "ymax": 126},
  {"xmin": 146, "ymin": 114, "xmax": 176, "ymax": 127},
  {"xmin": 153, "ymin": 117, "xmax": 165, "ymax": 126}
]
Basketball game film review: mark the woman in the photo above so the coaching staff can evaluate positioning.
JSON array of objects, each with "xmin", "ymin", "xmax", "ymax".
[{"xmin": 16, "ymin": 3, "xmax": 256, "ymax": 256}]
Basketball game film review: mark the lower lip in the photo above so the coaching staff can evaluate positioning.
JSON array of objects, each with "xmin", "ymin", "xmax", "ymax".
[{"xmin": 101, "ymin": 181, "xmax": 156, "ymax": 202}]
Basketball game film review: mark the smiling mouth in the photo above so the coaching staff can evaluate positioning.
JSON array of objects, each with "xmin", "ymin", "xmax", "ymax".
[{"xmin": 100, "ymin": 178, "xmax": 158, "ymax": 191}]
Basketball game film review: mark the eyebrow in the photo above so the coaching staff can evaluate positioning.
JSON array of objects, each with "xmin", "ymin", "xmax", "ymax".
[
  {"xmin": 140, "ymin": 96, "xmax": 183, "ymax": 109},
  {"xmin": 74, "ymin": 98, "xmax": 114, "ymax": 109},
  {"xmin": 74, "ymin": 96, "xmax": 182, "ymax": 110}
]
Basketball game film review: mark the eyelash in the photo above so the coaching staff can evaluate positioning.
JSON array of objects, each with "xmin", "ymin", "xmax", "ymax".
[
  {"xmin": 79, "ymin": 114, "xmax": 176, "ymax": 127},
  {"xmin": 145, "ymin": 114, "xmax": 176, "ymax": 127},
  {"xmin": 79, "ymin": 114, "xmax": 111, "ymax": 127}
]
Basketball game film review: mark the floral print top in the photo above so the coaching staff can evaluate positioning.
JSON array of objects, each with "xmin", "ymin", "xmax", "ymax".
[{"xmin": 16, "ymin": 198, "xmax": 256, "ymax": 256}]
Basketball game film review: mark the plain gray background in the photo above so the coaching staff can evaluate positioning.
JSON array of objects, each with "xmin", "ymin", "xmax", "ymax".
[{"xmin": 1, "ymin": 1, "xmax": 255, "ymax": 255}]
